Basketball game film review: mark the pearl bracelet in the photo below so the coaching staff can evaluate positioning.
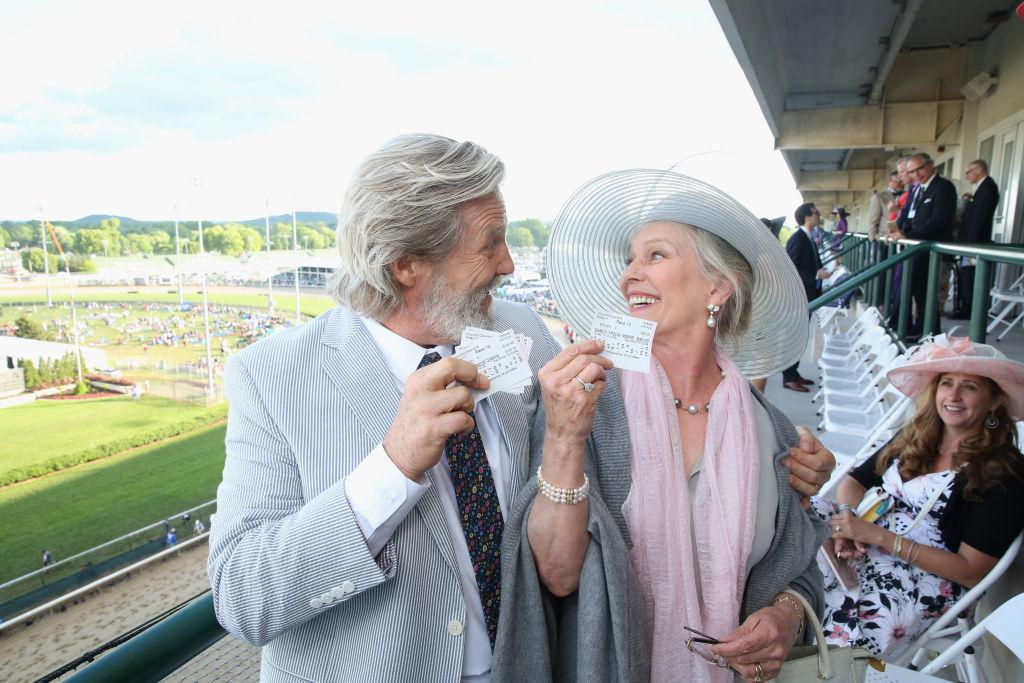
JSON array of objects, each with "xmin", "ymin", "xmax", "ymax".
[{"xmin": 536, "ymin": 466, "xmax": 590, "ymax": 505}]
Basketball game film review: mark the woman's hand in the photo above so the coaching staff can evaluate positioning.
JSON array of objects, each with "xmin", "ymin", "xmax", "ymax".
[
  {"xmin": 829, "ymin": 510, "xmax": 883, "ymax": 548},
  {"xmin": 713, "ymin": 603, "xmax": 801, "ymax": 681},
  {"xmin": 833, "ymin": 536, "xmax": 866, "ymax": 561},
  {"xmin": 538, "ymin": 340, "xmax": 613, "ymax": 448}
]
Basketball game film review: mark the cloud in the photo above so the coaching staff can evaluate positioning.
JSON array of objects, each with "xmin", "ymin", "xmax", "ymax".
[{"xmin": 0, "ymin": 0, "xmax": 802, "ymax": 221}]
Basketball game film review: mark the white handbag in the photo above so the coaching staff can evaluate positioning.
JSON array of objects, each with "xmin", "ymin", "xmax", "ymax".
[{"xmin": 775, "ymin": 589, "xmax": 878, "ymax": 682}]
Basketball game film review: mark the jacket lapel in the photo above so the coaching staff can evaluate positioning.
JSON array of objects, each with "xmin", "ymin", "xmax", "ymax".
[
  {"xmin": 487, "ymin": 304, "xmax": 534, "ymax": 500},
  {"xmin": 320, "ymin": 307, "xmax": 459, "ymax": 575}
]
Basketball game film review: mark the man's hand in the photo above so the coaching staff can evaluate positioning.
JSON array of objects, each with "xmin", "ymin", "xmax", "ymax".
[
  {"xmin": 783, "ymin": 426, "xmax": 836, "ymax": 507},
  {"xmin": 383, "ymin": 357, "xmax": 489, "ymax": 481},
  {"xmin": 816, "ymin": 268, "xmax": 829, "ymax": 280}
]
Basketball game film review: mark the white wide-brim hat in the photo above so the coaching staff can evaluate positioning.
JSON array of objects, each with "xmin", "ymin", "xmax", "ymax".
[
  {"xmin": 547, "ymin": 169, "xmax": 809, "ymax": 378},
  {"xmin": 887, "ymin": 335, "xmax": 1024, "ymax": 420}
]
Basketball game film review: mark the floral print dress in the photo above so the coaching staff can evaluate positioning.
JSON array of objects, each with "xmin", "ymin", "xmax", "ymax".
[{"xmin": 813, "ymin": 460, "xmax": 965, "ymax": 659}]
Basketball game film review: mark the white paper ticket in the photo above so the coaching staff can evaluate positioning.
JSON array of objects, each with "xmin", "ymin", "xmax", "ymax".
[
  {"xmin": 455, "ymin": 329, "xmax": 532, "ymax": 400},
  {"xmin": 462, "ymin": 326, "xmax": 532, "ymax": 363},
  {"xmin": 591, "ymin": 312, "xmax": 657, "ymax": 373}
]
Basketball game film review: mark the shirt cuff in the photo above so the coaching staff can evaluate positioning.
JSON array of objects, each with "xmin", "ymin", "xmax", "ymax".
[{"xmin": 345, "ymin": 444, "xmax": 430, "ymax": 556}]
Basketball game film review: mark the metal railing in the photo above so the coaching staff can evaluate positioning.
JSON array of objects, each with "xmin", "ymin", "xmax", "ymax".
[
  {"xmin": 59, "ymin": 236, "xmax": 1024, "ymax": 680},
  {"xmin": 0, "ymin": 499, "xmax": 216, "ymax": 627},
  {"xmin": 811, "ymin": 234, "xmax": 1024, "ymax": 344}
]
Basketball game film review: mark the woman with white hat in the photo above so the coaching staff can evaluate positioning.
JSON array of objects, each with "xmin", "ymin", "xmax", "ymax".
[
  {"xmin": 495, "ymin": 171, "xmax": 830, "ymax": 682},
  {"xmin": 819, "ymin": 335, "xmax": 1024, "ymax": 658}
]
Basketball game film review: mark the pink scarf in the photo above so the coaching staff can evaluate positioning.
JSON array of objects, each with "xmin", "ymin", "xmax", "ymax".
[{"xmin": 622, "ymin": 349, "xmax": 760, "ymax": 682}]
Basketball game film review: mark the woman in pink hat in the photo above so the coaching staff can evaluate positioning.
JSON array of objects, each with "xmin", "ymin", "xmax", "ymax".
[{"xmin": 817, "ymin": 335, "xmax": 1024, "ymax": 658}]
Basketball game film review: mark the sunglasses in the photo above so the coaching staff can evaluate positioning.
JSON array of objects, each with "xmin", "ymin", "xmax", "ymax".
[{"xmin": 684, "ymin": 626, "xmax": 740, "ymax": 675}]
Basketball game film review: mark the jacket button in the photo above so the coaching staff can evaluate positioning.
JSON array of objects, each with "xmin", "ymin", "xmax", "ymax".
[
  {"xmin": 447, "ymin": 619, "xmax": 464, "ymax": 637},
  {"xmin": 341, "ymin": 580, "xmax": 356, "ymax": 594},
  {"xmin": 310, "ymin": 598, "xmax": 323, "ymax": 609},
  {"xmin": 320, "ymin": 592, "xmax": 334, "ymax": 605}
]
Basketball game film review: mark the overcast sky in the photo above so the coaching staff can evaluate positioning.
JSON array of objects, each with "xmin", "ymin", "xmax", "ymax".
[{"xmin": 0, "ymin": 0, "xmax": 803, "ymax": 223}]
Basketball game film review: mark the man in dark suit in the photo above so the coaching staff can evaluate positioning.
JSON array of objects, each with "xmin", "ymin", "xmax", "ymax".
[
  {"xmin": 891, "ymin": 152, "xmax": 956, "ymax": 338},
  {"xmin": 782, "ymin": 202, "xmax": 828, "ymax": 392},
  {"xmin": 952, "ymin": 159, "xmax": 1000, "ymax": 318}
]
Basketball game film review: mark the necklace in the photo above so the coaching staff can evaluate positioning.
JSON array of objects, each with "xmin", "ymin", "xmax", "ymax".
[{"xmin": 673, "ymin": 370, "xmax": 727, "ymax": 415}]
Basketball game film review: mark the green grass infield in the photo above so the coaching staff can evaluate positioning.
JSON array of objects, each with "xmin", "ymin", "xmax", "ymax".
[
  {"xmin": 0, "ymin": 423, "xmax": 227, "ymax": 583},
  {"xmin": 0, "ymin": 396, "xmax": 227, "ymax": 487}
]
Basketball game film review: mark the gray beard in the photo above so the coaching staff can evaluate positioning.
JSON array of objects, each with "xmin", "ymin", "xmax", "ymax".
[{"xmin": 420, "ymin": 272, "xmax": 500, "ymax": 343}]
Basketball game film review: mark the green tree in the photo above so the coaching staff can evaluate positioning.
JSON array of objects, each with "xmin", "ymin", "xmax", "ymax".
[
  {"xmin": 0, "ymin": 225, "xmax": 9, "ymax": 248},
  {"xmin": 74, "ymin": 228, "xmax": 108, "ymax": 255},
  {"xmin": 67, "ymin": 254, "xmax": 97, "ymax": 272},
  {"xmin": 22, "ymin": 248, "xmax": 59, "ymax": 273},
  {"xmin": 317, "ymin": 225, "xmax": 336, "ymax": 248},
  {"xmin": 19, "ymin": 359, "xmax": 41, "ymax": 389},
  {"xmin": 51, "ymin": 225, "xmax": 75, "ymax": 252},
  {"xmin": 149, "ymin": 230, "xmax": 173, "ymax": 254},
  {"xmin": 510, "ymin": 218, "xmax": 548, "ymax": 248},
  {"xmin": 15, "ymin": 316, "xmax": 49, "ymax": 340},
  {"xmin": 507, "ymin": 227, "xmax": 534, "ymax": 248},
  {"xmin": 272, "ymin": 223, "xmax": 293, "ymax": 250},
  {"xmin": 8, "ymin": 223, "xmax": 36, "ymax": 247},
  {"xmin": 297, "ymin": 225, "xmax": 326, "ymax": 250},
  {"xmin": 236, "ymin": 226, "xmax": 263, "ymax": 253},
  {"xmin": 125, "ymin": 233, "xmax": 154, "ymax": 255}
]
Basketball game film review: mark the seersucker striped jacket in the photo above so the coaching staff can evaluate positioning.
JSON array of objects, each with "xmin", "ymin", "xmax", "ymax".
[{"xmin": 207, "ymin": 300, "xmax": 561, "ymax": 682}]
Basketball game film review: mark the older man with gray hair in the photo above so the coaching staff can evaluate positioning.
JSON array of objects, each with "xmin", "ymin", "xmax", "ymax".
[{"xmin": 208, "ymin": 133, "xmax": 835, "ymax": 681}]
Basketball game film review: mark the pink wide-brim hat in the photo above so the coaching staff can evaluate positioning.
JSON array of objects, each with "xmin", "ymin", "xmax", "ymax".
[{"xmin": 887, "ymin": 334, "xmax": 1024, "ymax": 420}]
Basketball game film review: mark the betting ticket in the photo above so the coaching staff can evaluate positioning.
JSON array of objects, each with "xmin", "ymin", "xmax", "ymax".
[
  {"xmin": 461, "ymin": 326, "xmax": 532, "ymax": 364},
  {"xmin": 456, "ymin": 328, "xmax": 533, "ymax": 400},
  {"xmin": 591, "ymin": 312, "xmax": 657, "ymax": 373}
]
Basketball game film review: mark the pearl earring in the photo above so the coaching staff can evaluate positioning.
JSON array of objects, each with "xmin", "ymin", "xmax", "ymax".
[{"xmin": 706, "ymin": 303, "xmax": 720, "ymax": 328}]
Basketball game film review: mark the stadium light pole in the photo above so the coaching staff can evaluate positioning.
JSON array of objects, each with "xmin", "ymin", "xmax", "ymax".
[
  {"xmin": 173, "ymin": 204, "xmax": 183, "ymax": 306},
  {"xmin": 265, "ymin": 199, "xmax": 274, "ymax": 315},
  {"xmin": 70, "ymin": 288, "xmax": 84, "ymax": 385},
  {"xmin": 192, "ymin": 177, "xmax": 215, "ymax": 401},
  {"xmin": 292, "ymin": 206, "xmax": 300, "ymax": 326},
  {"xmin": 37, "ymin": 206, "xmax": 52, "ymax": 306}
]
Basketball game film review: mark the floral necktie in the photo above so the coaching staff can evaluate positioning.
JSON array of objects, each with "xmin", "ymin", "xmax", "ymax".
[{"xmin": 418, "ymin": 351, "xmax": 503, "ymax": 645}]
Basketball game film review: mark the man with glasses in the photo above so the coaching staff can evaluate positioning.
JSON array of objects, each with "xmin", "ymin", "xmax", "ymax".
[
  {"xmin": 952, "ymin": 159, "xmax": 1000, "ymax": 319},
  {"xmin": 890, "ymin": 153, "xmax": 956, "ymax": 339}
]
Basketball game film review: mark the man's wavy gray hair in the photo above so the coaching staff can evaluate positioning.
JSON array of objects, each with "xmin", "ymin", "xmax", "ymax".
[{"xmin": 327, "ymin": 134, "xmax": 505, "ymax": 320}]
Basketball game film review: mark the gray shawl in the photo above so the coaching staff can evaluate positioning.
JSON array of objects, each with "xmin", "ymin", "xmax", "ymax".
[{"xmin": 493, "ymin": 372, "xmax": 828, "ymax": 681}]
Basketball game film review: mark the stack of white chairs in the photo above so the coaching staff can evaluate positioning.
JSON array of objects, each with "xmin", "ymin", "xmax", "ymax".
[
  {"xmin": 807, "ymin": 304, "xmax": 914, "ymax": 477},
  {"xmin": 986, "ymin": 272, "xmax": 1024, "ymax": 342}
]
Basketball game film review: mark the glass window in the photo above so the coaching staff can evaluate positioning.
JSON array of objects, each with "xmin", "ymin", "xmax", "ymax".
[
  {"xmin": 998, "ymin": 139, "xmax": 1015, "ymax": 219},
  {"xmin": 979, "ymin": 136, "xmax": 995, "ymax": 167}
]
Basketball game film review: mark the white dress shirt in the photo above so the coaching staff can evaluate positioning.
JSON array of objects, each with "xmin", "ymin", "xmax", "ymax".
[{"xmin": 344, "ymin": 316, "xmax": 511, "ymax": 681}]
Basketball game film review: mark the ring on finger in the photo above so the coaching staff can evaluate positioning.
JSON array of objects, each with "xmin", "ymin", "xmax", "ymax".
[
  {"xmin": 573, "ymin": 375, "xmax": 596, "ymax": 393},
  {"xmin": 754, "ymin": 662, "xmax": 763, "ymax": 682}
]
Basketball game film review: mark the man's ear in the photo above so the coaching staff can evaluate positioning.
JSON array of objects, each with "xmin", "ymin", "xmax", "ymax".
[{"xmin": 391, "ymin": 256, "xmax": 424, "ymax": 288}]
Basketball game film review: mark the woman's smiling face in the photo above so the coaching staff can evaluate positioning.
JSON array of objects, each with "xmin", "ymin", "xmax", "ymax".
[
  {"xmin": 619, "ymin": 221, "xmax": 717, "ymax": 340},
  {"xmin": 934, "ymin": 372, "xmax": 998, "ymax": 434}
]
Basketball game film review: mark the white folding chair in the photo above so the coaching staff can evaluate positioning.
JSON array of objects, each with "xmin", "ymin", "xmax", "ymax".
[
  {"xmin": 917, "ymin": 590, "xmax": 1024, "ymax": 682},
  {"xmin": 898, "ymin": 533, "xmax": 1024, "ymax": 679},
  {"xmin": 816, "ymin": 343, "xmax": 901, "ymax": 414},
  {"xmin": 818, "ymin": 390, "xmax": 911, "ymax": 495}
]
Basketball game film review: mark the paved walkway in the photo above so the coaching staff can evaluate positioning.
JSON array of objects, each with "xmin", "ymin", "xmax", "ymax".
[{"xmin": 0, "ymin": 543, "xmax": 217, "ymax": 682}]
